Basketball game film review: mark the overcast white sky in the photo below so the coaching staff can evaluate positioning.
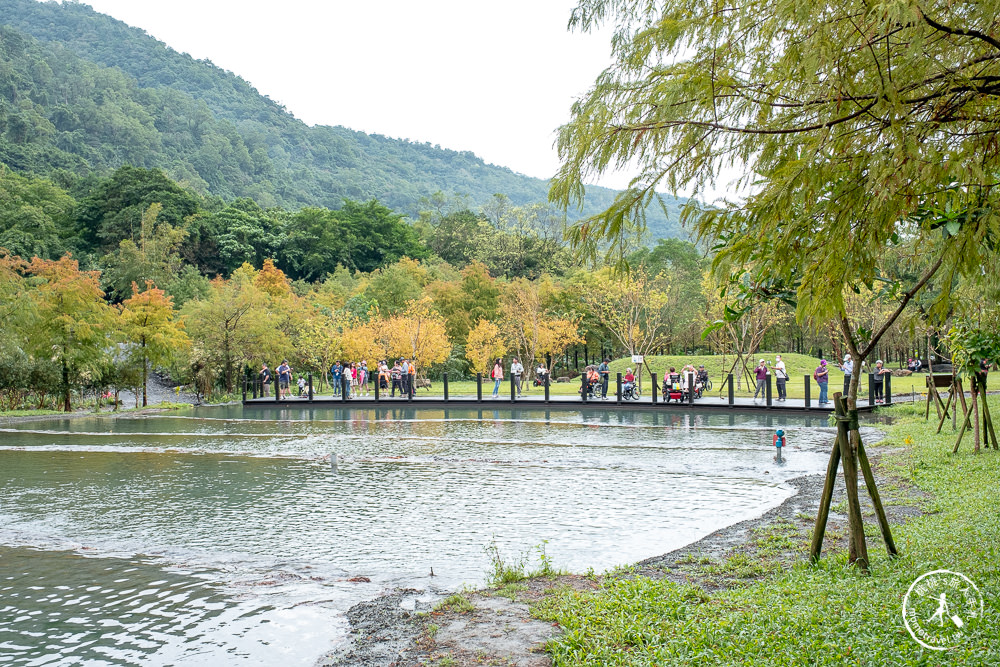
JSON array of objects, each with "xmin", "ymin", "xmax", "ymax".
[{"xmin": 70, "ymin": 0, "xmax": 624, "ymax": 187}]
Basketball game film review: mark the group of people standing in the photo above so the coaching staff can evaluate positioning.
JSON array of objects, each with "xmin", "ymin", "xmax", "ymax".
[
  {"xmin": 257, "ymin": 358, "xmax": 420, "ymax": 399},
  {"xmin": 490, "ymin": 358, "xmax": 549, "ymax": 398},
  {"xmin": 331, "ymin": 359, "xmax": 417, "ymax": 398},
  {"xmin": 811, "ymin": 355, "xmax": 892, "ymax": 405}
]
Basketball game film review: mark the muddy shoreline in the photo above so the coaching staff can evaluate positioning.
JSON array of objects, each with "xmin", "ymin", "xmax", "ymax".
[{"xmin": 317, "ymin": 468, "xmax": 840, "ymax": 667}]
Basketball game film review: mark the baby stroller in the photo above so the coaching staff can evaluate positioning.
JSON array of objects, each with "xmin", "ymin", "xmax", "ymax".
[{"xmin": 621, "ymin": 382, "xmax": 641, "ymax": 401}]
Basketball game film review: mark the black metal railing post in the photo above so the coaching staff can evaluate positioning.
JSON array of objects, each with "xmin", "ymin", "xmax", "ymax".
[
  {"xmin": 688, "ymin": 373, "xmax": 695, "ymax": 404},
  {"xmin": 443, "ymin": 373, "xmax": 449, "ymax": 401},
  {"xmin": 728, "ymin": 373, "xmax": 735, "ymax": 407},
  {"xmin": 765, "ymin": 373, "xmax": 772, "ymax": 408},
  {"xmin": 616, "ymin": 373, "xmax": 622, "ymax": 404},
  {"xmin": 242, "ymin": 374, "xmax": 248, "ymax": 402},
  {"xmin": 510, "ymin": 373, "xmax": 516, "ymax": 402},
  {"xmin": 885, "ymin": 373, "xmax": 892, "ymax": 406},
  {"xmin": 477, "ymin": 373, "xmax": 483, "ymax": 403},
  {"xmin": 651, "ymin": 372, "xmax": 658, "ymax": 404},
  {"xmin": 868, "ymin": 372, "xmax": 875, "ymax": 405},
  {"xmin": 804, "ymin": 374, "xmax": 811, "ymax": 410},
  {"xmin": 544, "ymin": 373, "xmax": 550, "ymax": 403},
  {"xmin": 308, "ymin": 373, "xmax": 313, "ymax": 402},
  {"xmin": 581, "ymin": 373, "xmax": 588, "ymax": 404},
  {"xmin": 342, "ymin": 374, "xmax": 348, "ymax": 402}
]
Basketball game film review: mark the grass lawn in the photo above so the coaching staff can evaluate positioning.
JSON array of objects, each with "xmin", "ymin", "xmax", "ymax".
[{"xmin": 530, "ymin": 398, "xmax": 1000, "ymax": 665}]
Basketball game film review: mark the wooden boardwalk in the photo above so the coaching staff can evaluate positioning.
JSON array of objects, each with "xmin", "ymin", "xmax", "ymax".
[{"xmin": 243, "ymin": 391, "xmax": 896, "ymax": 414}]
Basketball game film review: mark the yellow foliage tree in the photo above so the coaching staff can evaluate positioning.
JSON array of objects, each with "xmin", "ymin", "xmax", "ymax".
[
  {"xmin": 465, "ymin": 319, "xmax": 506, "ymax": 375},
  {"xmin": 390, "ymin": 297, "xmax": 451, "ymax": 375}
]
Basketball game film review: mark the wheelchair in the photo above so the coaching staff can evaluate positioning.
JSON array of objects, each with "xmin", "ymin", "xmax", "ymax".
[{"xmin": 621, "ymin": 382, "xmax": 641, "ymax": 401}]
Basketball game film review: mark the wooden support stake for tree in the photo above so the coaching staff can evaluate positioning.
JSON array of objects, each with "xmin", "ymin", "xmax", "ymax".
[
  {"xmin": 809, "ymin": 436, "xmax": 842, "ymax": 562},
  {"xmin": 857, "ymin": 439, "xmax": 898, "ymax": 558},
  {"xmin": 935, "ymin": 383, "xmax": 955, "ymax": 434},
  {"xmin": 834, "ymin": 394, "xmax": 870, "ymax": 571}
]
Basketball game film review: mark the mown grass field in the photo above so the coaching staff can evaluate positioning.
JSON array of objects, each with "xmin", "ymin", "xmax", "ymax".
[{"xmin": 529, "ymin": 398, "xmax": 1000, "ymax": 665}]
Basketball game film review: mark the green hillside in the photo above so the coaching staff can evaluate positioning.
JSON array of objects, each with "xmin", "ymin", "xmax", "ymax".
[{"xmin": 0, "ymin": 0, "xmax": 688, "ymax": 239}]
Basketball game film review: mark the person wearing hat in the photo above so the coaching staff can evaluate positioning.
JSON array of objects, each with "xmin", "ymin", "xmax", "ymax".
[
  {"xmin": 773, "ymin": 429, "xmax": 786, "ymax": 462},
  {"xmin": 696, "ymin": 364, "xmax": 709, "ymax": 394},
  {"xmin": 814, "ymin": 359, "xmax": 829, "ymax": 404},
  {"xmin": 774, "ymin": 355, "xmax": 788, "ymax": 401},
  {"xmin": 753, "ymin": 358, "xmax": 768, "ymax": 400},
  {"xmin": 872, "ymin": 359, "xmax": 891, "ymax": 404},
  {"xmin": 839, "ymin": 354, "xmax": 854, "ymax": 396}
]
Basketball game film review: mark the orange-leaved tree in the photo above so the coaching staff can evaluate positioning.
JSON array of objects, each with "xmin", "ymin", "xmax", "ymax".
[{"xmin": 119, "ymin": 281, "xmax": 190, "ymax": 406}]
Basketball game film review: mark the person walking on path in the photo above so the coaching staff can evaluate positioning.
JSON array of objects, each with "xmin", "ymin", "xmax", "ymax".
[
  {"xmin": 598, "ymin": 358, "xmax": 610, "ymax": 399},
  {"xmin": 753, "ymin": 359, "xmax": 768, "ymax": 400},
  {"xmin": 277, "ymin": 360, "xmax": 292, "ymax": 399},
  {"xmin": 872, "ymin": 360, "xmax": 891, "ymax": 404},
  {"xmin": 774, "ymin": 355, "xmax": 788, "ymax": 401},
  {"xmin": 814, "ymin": 360, "xmax": 829, "ymax": 404},
  {"xmin": 511, "ymin": 357, "xmax": 524, "ymax": 396},
  {"xmin": 839, "ymin": 354, "xmax": 853, "ymax": 396},
  {"xmin": 491, "ymin": 358, "xmax": 504, "ymax": 398},
  {"xmin": 259, "ymin": 364, "xmax": 272, "ymax": 397}
]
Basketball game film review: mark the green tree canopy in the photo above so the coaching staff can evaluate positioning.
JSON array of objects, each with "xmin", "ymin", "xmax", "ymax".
[{"xmin": 553, "ymin": 0, "xmax": 1000, "ymax": 323}]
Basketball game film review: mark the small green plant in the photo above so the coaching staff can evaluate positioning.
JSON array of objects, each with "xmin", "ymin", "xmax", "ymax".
[
  {"xmin": 484, "ymin": 537, "xmax": 527, "ymax": 586},
  {"xmin": 496, "ymin": 582, "xmax": 528, "ymax": 600},
  {"xmin": 434, "ymin": 593, "xmax": 475, "ymax": 614},
  {"xmin": 425, "ymin": 623, "xmax": 439, "ymax": 638}
]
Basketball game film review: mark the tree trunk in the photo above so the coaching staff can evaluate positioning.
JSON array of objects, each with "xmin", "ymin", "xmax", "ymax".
[{"xmin": 62, "ymin": 356, "xmax": 71, "ymax": 412}]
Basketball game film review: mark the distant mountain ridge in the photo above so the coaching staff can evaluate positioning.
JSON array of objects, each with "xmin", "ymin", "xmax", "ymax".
[{"xmin": 0, "ymin": 0, "xmax": 687, "ymax": 239}]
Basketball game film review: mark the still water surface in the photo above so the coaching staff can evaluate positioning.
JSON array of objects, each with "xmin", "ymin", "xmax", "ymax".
[{"xmin": 1, "ymin": 406, "xmax": 842, "ymax": 665}]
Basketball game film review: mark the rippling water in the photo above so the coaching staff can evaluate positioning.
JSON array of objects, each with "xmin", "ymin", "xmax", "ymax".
[{"xmin": 0, "ymin": 405, "xmax": 845, "ymax": 665}]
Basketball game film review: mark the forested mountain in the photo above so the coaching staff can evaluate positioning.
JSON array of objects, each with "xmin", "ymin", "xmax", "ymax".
[{"xmin": 0, "ymin": 0, "xmax": 687, "ymax": 239}]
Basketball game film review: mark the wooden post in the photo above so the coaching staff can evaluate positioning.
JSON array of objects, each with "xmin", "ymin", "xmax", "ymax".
[
  {"xmin": 443, "ymin": 373, "xmax": 449, "ymax": 401},
  {"xmin": 809, "ymin": 433, "xmax": 842, "ymax": 562},
  {"xmin": 616, "ymin": 373, "xmax": 622, "ymax": 404},
  {"xmin": 476, "ymin": 373, "xmax": 483, "ymax": 403},
  {"xmin": 857, "ymin": 439, "xmax": 898, "ymax": 558},
  {"xmin": 834, "ymin": 393, "xmax": 869, "ymax": 571},
  {"xmin": 308, "ymin": 373, "xmax": 313, "ymax": 402}
]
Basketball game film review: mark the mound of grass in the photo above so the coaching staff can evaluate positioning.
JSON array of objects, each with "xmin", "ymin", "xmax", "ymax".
[{"xmin": 533, "ymin": 397, "xmax": 1000, "ymax": 665}]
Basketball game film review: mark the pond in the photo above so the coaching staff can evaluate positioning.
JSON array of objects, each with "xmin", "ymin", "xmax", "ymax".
[{"xmin": 0, "ymin": 406, "xmax": 847, "ymax": 665}]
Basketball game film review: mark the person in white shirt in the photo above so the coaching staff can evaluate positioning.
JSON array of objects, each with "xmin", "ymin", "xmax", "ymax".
[
  {"xmin": 774, "ymin": 355, "xmax": 788, "ymax": 401},
  {"xmin": 511, "ymin": 358, "xmax": 524, "ymax": 396}
]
